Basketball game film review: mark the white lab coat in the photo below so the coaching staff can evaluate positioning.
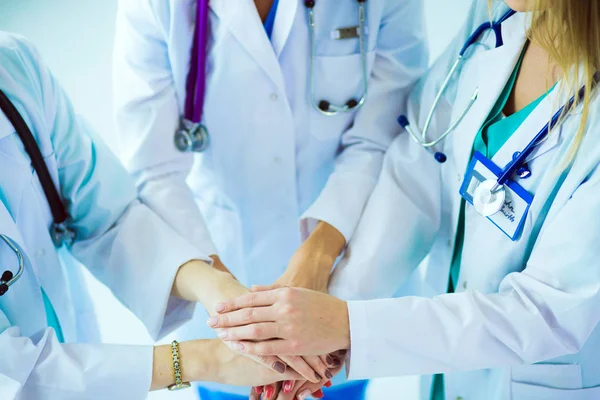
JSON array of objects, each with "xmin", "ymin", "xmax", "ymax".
[
  {"xmin": 330, "ymin": 2, "xmax": 600, "ymax": 399},
  {"xmin": 113, "ymin": 0, "xmax": 427, "ymax": 393},
  {"xmin": 0, "ymin": 34, "xmax": 208, "ymax": 399}
]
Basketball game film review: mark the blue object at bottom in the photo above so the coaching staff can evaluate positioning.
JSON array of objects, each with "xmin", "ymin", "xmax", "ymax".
[{"xmin": 198, "ymin": 380, "xmax": 368, "ymax": 400}]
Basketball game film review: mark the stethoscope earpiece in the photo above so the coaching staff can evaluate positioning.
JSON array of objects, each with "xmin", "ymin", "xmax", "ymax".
[
  {"xmin": 346, "ymin": 99, "xmax": 359, "ymax": 109},
  {"xmin": 434, "ymin": 152, "xmax": 447, "ymax": 163},
  {"xmin": 318, "ymin": 100, "xmax": 330, "ymax": 112},
  {"xmin": 1, "ymin": 270, "xmax": 13, "ymax": 282},
  {"xmin": 0, "ymin": 271, "xmax": 11, "ymax": 296}
]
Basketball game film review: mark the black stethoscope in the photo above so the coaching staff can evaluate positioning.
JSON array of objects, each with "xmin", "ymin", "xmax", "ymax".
[
  {"xmin": 0, "ymin": 90, "xmax": 74, "ymax": 296},
  {"xmin": 174, "ymin": 0, "xmax": 369, "ymax": 153}
]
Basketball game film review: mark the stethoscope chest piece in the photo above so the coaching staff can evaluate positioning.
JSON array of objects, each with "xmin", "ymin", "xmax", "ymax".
[
  {"xmin": 473, "ymin": 179, "xmax": 505, "ymax": 217},
  {"xmin": 50, "ymin": 221, "xmax": 76, "ymax": 248},
  {"xmin": 175, "ymin": 121, "xmax": 209, "ymax": 153}
]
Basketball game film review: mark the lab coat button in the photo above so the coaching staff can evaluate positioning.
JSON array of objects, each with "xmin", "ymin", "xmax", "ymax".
[
  {"xmin": 273, "ymin": 157, "xmax": 282, "ymax": 164},
  {"xmin": 456, "ymin": 397, "xmax": 464, "ymax": 400},
  {"xmin": 270, "ymin": 93, "xmax": 278, "ymax": 101},
  {"xmin": 447, "ymin": 239, "xmax": 452, "ymax": 247},
  {"xmin": 36, "ymin": 249, "xmax": 46, "ymax": 257},
  {"xmin": 463, "ymin": 281, "xmax": 468, "ymax": 290},
  {"xmin": 457, "ymin": 173, "xmax": 462, "ymax": 182}
]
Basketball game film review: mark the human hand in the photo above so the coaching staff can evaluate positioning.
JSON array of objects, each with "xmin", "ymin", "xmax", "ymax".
[
  {"xmin": 251, "ymin": 352, "xmax": 341, "ymax": 399},
  {"xmin": 206, "ymin": 272, "xmax": 333, "ymax": 383},
  {"xmin": 253, "ymin": 221, "xmax": 346, "ymax": 389},
  {"xmin": 274, "ymin": 221, "xmax": 346, "ymax": 293},
  {"xmin": 191, "ymin": 267, "xmax": 295, "ymax": 377},
  {"xmin": 210, "ymin": 341, "xmax": 305, "ymax": 387},
  {"xmin": 269, "ymin": 351, "xmax": 345, "ymax": 400},
  {"xmin": 213, "ymin": 287, "xmax": 351, "ymax": 357}
]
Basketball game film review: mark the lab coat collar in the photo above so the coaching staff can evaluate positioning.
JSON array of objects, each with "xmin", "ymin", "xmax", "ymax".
[
  {"xmin": 271, "ymin": 0, "xmax": 299, "ymax": 57},
  {"xmin": 209, "ymin": 0, "xmax": 287, "ymax": 89},
  {"xmin": 452, "ymin": 12, "xmax": 528, "ymax": 176}
]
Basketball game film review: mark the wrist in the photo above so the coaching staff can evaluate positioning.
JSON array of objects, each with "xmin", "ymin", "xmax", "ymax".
[
  {"xmin": 179, "ymin": 340, "xmax": 219, "ymax": 384},
  {"xmin": 306, "ymin": 221, "xmax": 346, "ymax": 264}
]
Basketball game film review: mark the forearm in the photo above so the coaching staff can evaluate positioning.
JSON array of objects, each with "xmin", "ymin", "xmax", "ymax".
[
  {"xmin": 306, "ymin": 221, "xmax": 346, "ymax": 266},
  {"xmin": 172, "ymin": 259, "xmax": 247, "ymax": 315},
  {"xmin": 284, "ymin": 222, "xmax": 346, "ymax": 291},
  {"xmin": 152, "ymin": 340, "xmax": 300, "ymax": 389},
  {"xmin": 151, "ymin": 340, "xmax": 218, "ymax": 391}
]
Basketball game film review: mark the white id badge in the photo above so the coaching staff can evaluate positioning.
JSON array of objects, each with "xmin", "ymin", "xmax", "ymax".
[{"xmin": 459, "ymin": 151, "xmax": 533, "ymax": 240}]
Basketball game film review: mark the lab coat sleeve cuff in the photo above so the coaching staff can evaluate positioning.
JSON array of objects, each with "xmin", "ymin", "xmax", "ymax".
[
  {"xmin": 62, "ymin": 343, "xmax": 154, "ymax": 399},
  {"xmin": 149, "ymin": 237, "xmax": 212, "ymax": 340},
  {"xmin": 301, "ymin": 173, "xmax": 377, "ymax": 242},
  {"xmin": 345, "ymin": 300, "xmax": 372, "ymax": 380}
]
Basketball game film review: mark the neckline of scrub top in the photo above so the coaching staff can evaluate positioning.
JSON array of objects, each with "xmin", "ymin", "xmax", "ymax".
[
  {"xmin": 42, "ymin": 287, "xmax": 65, "ymax": 343},
  {"xmin": 263, "ymin": 0, "xmax": 279, "ymax": 40}
]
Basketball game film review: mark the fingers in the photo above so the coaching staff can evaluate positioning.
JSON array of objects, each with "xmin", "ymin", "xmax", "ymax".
[
  {"xmin": 217, "ymin": 322, "xmax": 280, "ymax": 341},
  {"xmin": 290, "ymin": 380, "xmax": 322, "ymax": 400},
  {"xmin": 208, "ymin": 307, "xmax": 274, "ymax": 328},
  {"xmin": 249, "ymin": 386, "xmax": 261, "ymax": 400},
  {"xmin": 264, "ymin": 382, "xmax": 282, "ymax": 399},
  {"xmin": 243, "ymin": 353, "xmax": 288, "ymax": 375},
  {"xmin": 264, "ymin": 384, "xmax": 275, "ymax": 399},
  {"xmin": 252, "ymin": 284, "xmax": 284, "ymax": 292},
  {"xmin": 303, "ymin": 355, "xmax": 332, "ymax": 383},
  {"xmin": 320, "ymin": 354, "xmax": 341, "ymax": 369},
  {"xmin": 276, "ymin": 380, "xmax": 300, "ymax": 400},
  {"xmin": 282, "ymin": 380, "xmax": 295, "ymax": 395},
  {"xmin": 230, "ymin": 339, "xmax": 301, "ymax": 356},
  {"xmin": 215, "ymin": 290, "xmax": 279, "ymax": 313},
  {"xmin": 279, "ymin": 356, "xmax": 321, "ymax": 383}
]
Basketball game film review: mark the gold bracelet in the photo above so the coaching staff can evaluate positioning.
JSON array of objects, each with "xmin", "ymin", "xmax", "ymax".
[{"xmin": 167, "ymin": 340, "xmax": 191, "ymax": 391}]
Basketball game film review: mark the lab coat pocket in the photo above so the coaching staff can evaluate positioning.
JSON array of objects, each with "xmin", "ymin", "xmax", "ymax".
[
  {"xmin": 511, "ymin": 364, "xmax": 583, "ymax": 397},
  {"xmin": 310, "ymin": 51, "xmax": 376, "ymax": 140}
]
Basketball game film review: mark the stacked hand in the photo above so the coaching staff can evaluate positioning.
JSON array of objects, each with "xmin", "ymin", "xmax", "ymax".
[
  {"xmin": 209, "ymin": 221, "xmax": 349, "ymax": 399},
  {"xmin": 212, "ymin": 286, "xmax": 351, "ymax": 399}
]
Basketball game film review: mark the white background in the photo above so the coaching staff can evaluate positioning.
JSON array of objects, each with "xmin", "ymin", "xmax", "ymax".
[{"xmin": 0, "ymin": 1, "xmax": 472, "ymax": 398}]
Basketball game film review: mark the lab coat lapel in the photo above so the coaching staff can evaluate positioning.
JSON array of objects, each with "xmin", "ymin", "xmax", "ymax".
[
  {"xmin": 0, "ymin": 202, "xmax": 48, "ymax": 336},
  {"xmin": 271, "ymin": 0, "xmax": 298, "ymax": 57},
  {"xmin": 209, "ymin": 0, "xmax": 286, "ymax": 89},
  {"xmin": 0, "ymin": 203, "xmax": 27, "ymax": 254},
  {"xmin": 452, "ymin": 15, "xmax": 527, "ymax": 176}
]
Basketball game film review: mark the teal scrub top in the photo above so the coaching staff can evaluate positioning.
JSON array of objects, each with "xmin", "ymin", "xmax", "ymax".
[
  {"xmin": 432, "ymin": 44, "xmax": 554, "ymax": 400},
  {"xmin": 42, "ymin": 288, "xmax": 65, "ymax": 342}
]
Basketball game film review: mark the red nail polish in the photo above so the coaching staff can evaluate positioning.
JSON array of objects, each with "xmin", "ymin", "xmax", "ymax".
[
  {"xmin": 255, "ymin": 386, "xmax": 263, "ymax": 394},
  {"xmin": 313, "ymin": 389, "xmax": 325, "ymax": 399},
  {"xmin": 324, "ymin": 381, "xmax": 332, "ymax": 388},
  {"xmin": 265, "ymin": 386, "xmax": 274, "ymax": 398},
  {"xmin": 283, "ymin": 381, "xmax": 293, "ymax": 393}
]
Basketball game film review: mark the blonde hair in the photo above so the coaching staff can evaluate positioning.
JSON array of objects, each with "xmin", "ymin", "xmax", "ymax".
[{"xmin": 492, "ymin": 0, "xmax": 600, "ymax": 163}]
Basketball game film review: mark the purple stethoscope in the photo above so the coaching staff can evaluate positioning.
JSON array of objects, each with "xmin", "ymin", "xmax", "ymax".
[
  {"xmin": 174, "ymin": 0, "xmax": 369, "ymax": 152},
  {"xmin": 174, "ymin": 0, "xmax": 212, "ymax": 152}
]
